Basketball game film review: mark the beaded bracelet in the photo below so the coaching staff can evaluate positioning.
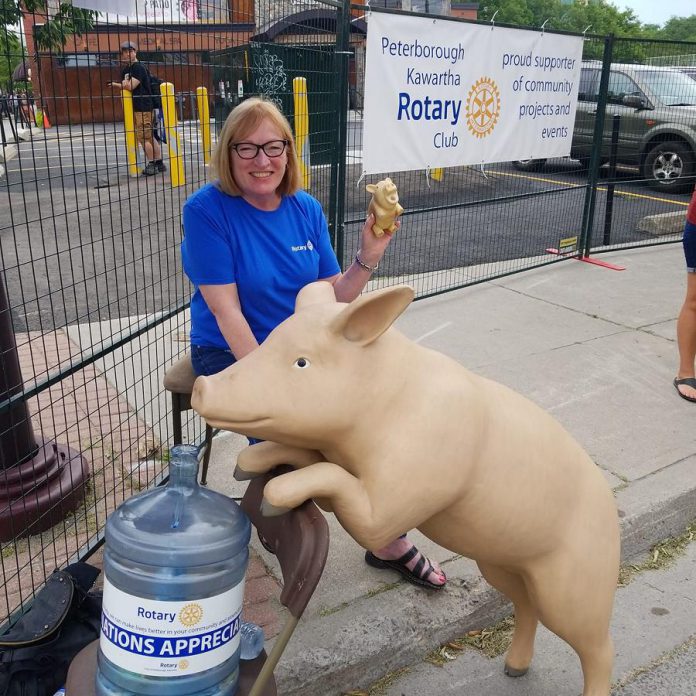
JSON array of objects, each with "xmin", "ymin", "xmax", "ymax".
[{"xmin": 355, "ymin": 253, "xmax": 379, "ymax": 273}]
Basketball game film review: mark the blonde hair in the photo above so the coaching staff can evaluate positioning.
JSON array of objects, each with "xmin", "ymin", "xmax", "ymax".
[{"xmin": 211, "ymin": 97, "xmax": 302, "ymax": 197}]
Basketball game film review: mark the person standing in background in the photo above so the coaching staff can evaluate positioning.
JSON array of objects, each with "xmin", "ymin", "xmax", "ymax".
[
  {"xmin": 674, "ymin": 186, "xmax": 696, "ymax": 403},
  {"xmin": 109, "ymin": 41, "xmax": 165, "ymax": 177}
]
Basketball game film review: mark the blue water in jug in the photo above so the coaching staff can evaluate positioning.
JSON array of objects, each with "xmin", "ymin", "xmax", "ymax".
[{"xmin": 95, "ymin": 444, "xmax": 252, "ymax": 696}]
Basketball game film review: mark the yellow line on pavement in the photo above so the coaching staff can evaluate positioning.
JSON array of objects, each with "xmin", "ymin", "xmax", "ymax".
[
  {"xmin": 496, "ymin": 170, "xmax": 688, "ymax": 207},
  {"xmin": 597, "ymin": 187, "xmax": 689, "ymax": 206},
  {"xmin": 495, "ymin": 170, "xmax": 584, "ymax": 188}
]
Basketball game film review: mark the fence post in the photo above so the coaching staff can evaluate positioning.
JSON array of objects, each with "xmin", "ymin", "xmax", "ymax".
[
  {"xmin": 328, "ymin": 0, "xmax": 351, "ymax": 265},
  {"xmin": 579, "ymin": 34, "xmax": 614, "ymax": 259},
  {"xmin": 121, "ymin": 89, "xmax": 139, "ymax": 177},
  {"xmin": 161, "ymin": 82, "xmax": 185, "ymax": 187},
  {"xmin": 602, "ymin": 114, "xmax": 621, "ymax": 246},
  {"xmin": 293, "ymin": 77, "xmax": 311, "ymax": 190},
  {"xmin": 196, "ymin": 87, "xmax": 211, "ymax": 165}
]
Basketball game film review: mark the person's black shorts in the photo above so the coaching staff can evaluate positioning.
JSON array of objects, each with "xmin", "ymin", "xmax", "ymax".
[{"xmin": 685, "ymin": 220, "xmax": 696, "ymax": 273}]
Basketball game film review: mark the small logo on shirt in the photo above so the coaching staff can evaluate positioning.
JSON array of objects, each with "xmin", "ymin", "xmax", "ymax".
[{"xmin": 291, "ymin": 240, "xmax": 314, "ymax": 252}]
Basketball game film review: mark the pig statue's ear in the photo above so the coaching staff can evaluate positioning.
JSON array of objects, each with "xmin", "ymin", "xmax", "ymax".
[
  {"xmin": 329, "ymin": 285, "xmax": 414, "ymax": 345},
  {"xmin": 296, "ymin": 281, "xmax": 337, "ymax": 311},
  {"xmin": 365, "ymin": 184, "xmax": 377, "ymax": 194}
]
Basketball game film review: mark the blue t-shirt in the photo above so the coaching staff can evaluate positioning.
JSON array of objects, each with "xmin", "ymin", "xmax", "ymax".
[{"xmin": 181, "ymin": 184, "xmax": 341, "ymax": 349}]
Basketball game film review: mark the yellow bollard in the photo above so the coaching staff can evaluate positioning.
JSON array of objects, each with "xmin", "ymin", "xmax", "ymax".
[
  {"xmin": 160, "ymin": 82, "xmax": 185, "ymax": 187},
  {"xmin": 293, "ymin": 77, "xmax": 310, "ymax": 190},
  {"xmin": 196, "ymin": 86, "xmax": 211, "ymax": 165},
  {"xmin": 122, "ymin": 90, "xmax": 139, "ymax": 177},
  {"xmin": 430, "ymin": 168, "xmax": 444, "ymax": 182}
]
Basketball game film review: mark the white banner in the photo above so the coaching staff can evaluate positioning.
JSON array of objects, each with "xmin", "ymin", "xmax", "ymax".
[
  {"xmin": 362, "ymin": 13, "xmax": 584, "ymax": 174},
  {"xmin": 72, "ymin": 0, "xmax": 202, "ymax": 23}
]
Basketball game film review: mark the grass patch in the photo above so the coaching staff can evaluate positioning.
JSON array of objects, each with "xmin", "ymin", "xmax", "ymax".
[
  {"xmin": 319, "ymin": 581, "xmax": 401, "ymax": 616},
  {"xmin": 366, "ymin": 582, "xmax": 401, "ymax": 598},
  {"xmin": 343, "ymin": 666, "xmax": 411, "ymax": 696},
  {"xmin": 318, "ymin": 602, "xmax": 348, "ymax": 617},
  {"xmin": 425, "ymin": 615, "xmax": 516, "ymax": 666},
  {"xmin": 618, "ymin": 520, "xmax": 695, "ymax": 586}
]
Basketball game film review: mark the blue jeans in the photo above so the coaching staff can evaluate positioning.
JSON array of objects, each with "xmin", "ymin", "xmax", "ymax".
[
  {"xmin": 191, "ymin": 345, "xmax": 260, "ymax": 445},
  {"xmin": 191, "ymin": 344, "xmax": 236, "ymax": 376}
]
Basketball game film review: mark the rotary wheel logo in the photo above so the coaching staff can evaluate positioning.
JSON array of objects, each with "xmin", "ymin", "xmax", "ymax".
[
  {"xmin": 466, "ymin": 77, "xmax": 501, "ymax": 139},
  {"xmin": 178, "ymin": 659, "xmax": 190, "ymax": 670},
  {"xmin": 179, "ymin": 603, "xmax": 203, "ymax": 626}
]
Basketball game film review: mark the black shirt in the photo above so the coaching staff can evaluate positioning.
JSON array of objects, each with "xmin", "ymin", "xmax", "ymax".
[{"xmin": 121, "ymin": 61, "xmax": 153, "ymax": 112}]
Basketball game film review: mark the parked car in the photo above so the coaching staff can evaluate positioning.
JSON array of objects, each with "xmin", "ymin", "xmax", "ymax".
[
  {"xmin": 514, "ymin": 62, "xmax": 696, "ymax": 193},
  {"xmin": 680, "ymin": 66, "xmax": 696, "ymax": 83}
]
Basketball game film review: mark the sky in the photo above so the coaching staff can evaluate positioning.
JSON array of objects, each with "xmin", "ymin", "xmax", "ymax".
[{"xmin": 612, "ymin": 0, "xmax": 695, "ymax": 27}]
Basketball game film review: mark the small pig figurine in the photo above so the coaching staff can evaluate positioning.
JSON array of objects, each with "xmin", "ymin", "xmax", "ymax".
[
  {"xmin": 191, "ymin": 282, "xmax": 620, "ymax": 696},
  {"xmin": 366, "ymin": 177, "xmax": 404, "ymax": 237}
]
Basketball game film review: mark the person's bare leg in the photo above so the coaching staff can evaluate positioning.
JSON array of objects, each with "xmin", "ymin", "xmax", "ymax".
[
  {"xmin": 143, "ymin": 140, "xmax": 155, "ymax": 162},
  {"xmin": 152, "ymin": 138, "xmax": 162, "ymax": 161},
  {"xmin": 676, "ymin": 272, "xmax": 696, "ymax": 400}
]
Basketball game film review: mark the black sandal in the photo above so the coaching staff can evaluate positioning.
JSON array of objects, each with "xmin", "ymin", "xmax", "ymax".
[
  {"xmin": 365, "ymin": 547, "xmax": 446, "ymax": 590},
  {"xmin": 674, "ymin": 377, "xmax": 696, "ymax": 403}
]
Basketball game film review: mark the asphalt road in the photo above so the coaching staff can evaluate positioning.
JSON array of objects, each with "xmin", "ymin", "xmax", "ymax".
[{"xmin": 0, "ymin": 121, "xmax": 690, "ymax": 332}]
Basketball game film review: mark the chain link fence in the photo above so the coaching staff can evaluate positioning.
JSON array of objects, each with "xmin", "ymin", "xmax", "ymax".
[{"xmin": 0, "ymin": 0, "xmax": 694, "ymax": 624}]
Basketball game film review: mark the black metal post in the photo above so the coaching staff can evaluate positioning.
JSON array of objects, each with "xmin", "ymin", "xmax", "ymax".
[
  {"xmin": 328, "ymin": 0, "xmax": 351, "ymax": 264},
  {"xmin": 0, "ymin": 274, "xmax": 89, "ymax": 541},
  {"xmin": 602, "ymin": 114, "xmax": 621, "ymax": 246},
  {"xmin": 579, "ymin": 34, "xmax": 614, "ymax": 259},
  {"xmin": 0, "ymin": 279, "xmax": 39, "ymax": 468}
]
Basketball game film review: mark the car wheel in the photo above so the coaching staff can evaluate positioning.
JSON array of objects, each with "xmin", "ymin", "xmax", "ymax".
[
  {"xmin": 512, "ymin": 158, "xmax": 547, "ymax": 172},
  {"xmin": 643, "ymin": 141, "xmax": 695, "ymax": 193}
]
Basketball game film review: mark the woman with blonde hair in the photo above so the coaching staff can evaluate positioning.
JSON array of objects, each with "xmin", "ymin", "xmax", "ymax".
[{"xmin": 181, "ymin": 97, "xmax": 446, "ymax": 589}]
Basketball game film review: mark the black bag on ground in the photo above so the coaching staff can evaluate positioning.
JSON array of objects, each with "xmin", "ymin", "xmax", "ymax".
[{"xmin": 0, "ymin": 562, "xmax": 102, "ymax": 696}]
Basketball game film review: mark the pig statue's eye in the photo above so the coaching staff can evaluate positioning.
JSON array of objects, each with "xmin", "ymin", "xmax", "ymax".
[{"xmin": 294, "ymin": 357, "xmax": 311, "ymax": 369}]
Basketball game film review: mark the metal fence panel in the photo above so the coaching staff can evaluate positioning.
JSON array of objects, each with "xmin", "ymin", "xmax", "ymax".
[{"xmin": 1, "ymin": 0, "xmax": 693, "ymax": 628}]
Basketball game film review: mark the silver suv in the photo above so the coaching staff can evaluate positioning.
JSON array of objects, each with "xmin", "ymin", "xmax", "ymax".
[{"xmin": 514, "ymin": 62, "xmax": 696, "ymax": 193}]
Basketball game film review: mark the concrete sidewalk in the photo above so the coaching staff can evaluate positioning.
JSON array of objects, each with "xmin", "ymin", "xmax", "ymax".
[{"xmin": 201, "ymin": 243, "xmax": 696, "ymax": 696}]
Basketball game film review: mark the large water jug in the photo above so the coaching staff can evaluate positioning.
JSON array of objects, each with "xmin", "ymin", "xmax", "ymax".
[{"xmin": 95, "ymin": 444, "xmax": 251, "ymax": 695}]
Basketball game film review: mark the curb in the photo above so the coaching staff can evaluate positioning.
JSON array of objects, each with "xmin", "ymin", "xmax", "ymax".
[
  {"xmin": 0, "ymin": 144, "xmax": 17, "ymax": 163},
  {"xmin": 636, "ymin": 210, "xmax": 685, "ymax": 236},
  {"xmin": 272, "ymin": 464, "xmax": 696, "ymax": 696}
]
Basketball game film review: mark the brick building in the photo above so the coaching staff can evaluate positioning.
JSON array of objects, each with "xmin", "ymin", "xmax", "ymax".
[{"xmin": 21, "ymin": 0, "xmax": 477, "ymax": 125}]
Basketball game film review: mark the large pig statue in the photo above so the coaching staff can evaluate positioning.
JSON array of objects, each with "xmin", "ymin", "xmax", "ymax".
[{"xmin": 191, "ymin": 282, "xmax": 620, "ymax": 696}]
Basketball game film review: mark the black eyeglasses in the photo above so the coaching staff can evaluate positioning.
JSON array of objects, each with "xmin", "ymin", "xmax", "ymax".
[{"xmin": 230, "ymin": 140, "xmax": 288, "ymax": 159}]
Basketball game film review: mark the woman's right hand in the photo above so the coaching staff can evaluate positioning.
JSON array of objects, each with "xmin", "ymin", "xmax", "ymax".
[{"xmin": 357, "ymin": 213, "xmax": 398, "ymax": 267}]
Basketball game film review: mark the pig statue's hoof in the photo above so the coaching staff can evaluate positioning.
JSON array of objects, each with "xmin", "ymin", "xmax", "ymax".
[
  {"xmin": 504, "ymin": 664, "xmax": 529, "ymax": 678},
  {"xmin": 233, "ymin": 465, "xmax": 262, "ymax": 481},
  {"xmin": 260, "ymin": 498, "xmax": 291, "ymax": 517}
]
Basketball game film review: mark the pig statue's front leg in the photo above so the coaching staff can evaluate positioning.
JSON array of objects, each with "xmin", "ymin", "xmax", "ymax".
[
  {"xmin": 234, "ymin": 441, "xmax": 323, "ymax": 479},
  {"xmin": 262, "ymin": 463, "xmax": 395, "ymax": 550}
]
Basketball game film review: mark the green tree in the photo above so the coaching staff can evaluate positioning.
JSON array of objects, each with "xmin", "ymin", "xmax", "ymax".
[
  {"xmin": 478, "ymin": 0, "xmax": 534, "ymax": 28},
  {"xmin": 659, "ymin": 15, "xmax": 696, "ymax": 43},
  {"xmin": 0, "ymin": 27, "xmax": 22, "ymax": 90},
  {"xmin": 477, "ymin": 0, "xmax": 659, "ymax": 62},
  {"xmin": 478, "ymin": 0, "xmax": 648, "ymax": 37},
  {"xmin": 0, "ymin": 0, "xmax": 98, "ymax": 52}
]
